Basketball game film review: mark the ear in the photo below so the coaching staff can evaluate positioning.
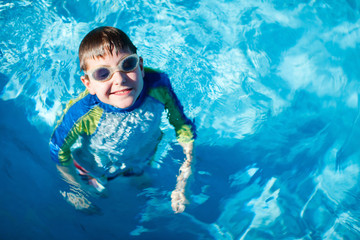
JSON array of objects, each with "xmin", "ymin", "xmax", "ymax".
[
  {"xmin": 139, "ymin": 57, "xmax": 145, "ymax": 78},
  {"xmin": 81, "ymin": 75, "xmax": 96, "ymax": 95}
]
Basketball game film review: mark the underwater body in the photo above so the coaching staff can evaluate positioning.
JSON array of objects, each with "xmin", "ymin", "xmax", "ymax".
[{"xmin": 1, "ymin": 0, "xmax": 360, "ymax": 239}]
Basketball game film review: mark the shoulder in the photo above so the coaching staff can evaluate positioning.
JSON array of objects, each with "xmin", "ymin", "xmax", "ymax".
[
  {"xmin": 144, "ymin": 67, "xmax": 171, "ymax": 89},
  {"xmin": 143, "ymin": 68, "xmax": 175, "ymax": 104},
  {"xmin": 64, "ymin": 90, "xmax": 98, "ymax": 114},
  {"xmin": 56, "ymin": 90, "xmax": 102, "ymax": 127}
]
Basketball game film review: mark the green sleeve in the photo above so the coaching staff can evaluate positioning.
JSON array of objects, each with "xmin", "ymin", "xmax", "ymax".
[
  {"xmin": 50, "ymin": 90, "xmax": 103, "ymax": 166},
  {"xmin": 57, "ymin": 106, "xmax": 103, "ymax": 165},
  {"xmin": 148, "ymin": 86, "xmax": 195, "ymax": 143}
]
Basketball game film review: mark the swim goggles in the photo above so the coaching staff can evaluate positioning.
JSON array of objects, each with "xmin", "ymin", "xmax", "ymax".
[{"xmin": 84, "ymin": 54, "xmax": 139, "ymax": 81}]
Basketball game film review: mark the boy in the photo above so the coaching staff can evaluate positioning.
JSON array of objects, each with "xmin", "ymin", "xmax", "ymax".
[{"xmin": 49, "ymin": 26, "xmax": 195, "ymax": 213}]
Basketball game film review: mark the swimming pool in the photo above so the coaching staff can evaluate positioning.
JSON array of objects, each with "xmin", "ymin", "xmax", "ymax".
[{"xmin": 1, "ymin": 0, "xmax": 360, "ymax": 239}]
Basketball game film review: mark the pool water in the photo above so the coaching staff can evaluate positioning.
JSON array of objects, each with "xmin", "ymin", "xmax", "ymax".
[{"xmin": 1, "ymin": 0, "xmax": 360, "ymax": 239}]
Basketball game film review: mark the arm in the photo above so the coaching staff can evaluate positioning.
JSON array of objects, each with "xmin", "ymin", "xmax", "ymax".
[
  {"xmin": 50, "ymin": 113, "xmax": 84, "ymax": 188},
  {"xmin": 56, "ymin": 161, "xmax": 82, "ymax": 187},
  {"xmin": 164, "ymin": 87, "xmax": 196, "ymax": 213},
  {"xmin": 151, "ymin": 82, "xmax": 196, "ymax": 213},
  {"xmin": 56, "ymin": 162, "xmax": 104, "ymax": 195},
  {"xmin": 146, "ymin": 71, "xmax": 196, "ymax": 213},
  {"xmin": 171, "ymin": 141, "xmax": 194, "ymax": 213},
  {"xmin": 50, "ymin": 91, "xmax": 102, "ymax": 189}
]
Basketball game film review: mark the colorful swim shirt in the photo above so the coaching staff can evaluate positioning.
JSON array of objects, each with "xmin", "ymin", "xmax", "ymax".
[{"xmin": 50, "ymin": 68, "xmax": 195, "ymax": 178}]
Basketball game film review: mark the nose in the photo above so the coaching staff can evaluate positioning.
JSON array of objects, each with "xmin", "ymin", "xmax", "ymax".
[{"xmin": 112, "ymin": 70, "xmax": 126, "ymax": 85}]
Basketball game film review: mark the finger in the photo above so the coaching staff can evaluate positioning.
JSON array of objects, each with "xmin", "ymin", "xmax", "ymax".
[{"xmin": 171, "ymin": 200, "xmax": 185, "ymax": 213}]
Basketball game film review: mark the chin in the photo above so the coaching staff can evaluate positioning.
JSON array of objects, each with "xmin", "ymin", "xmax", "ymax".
[{"xmin": 115, "ymin": 100, "xmax": 135, "ymax": 109}]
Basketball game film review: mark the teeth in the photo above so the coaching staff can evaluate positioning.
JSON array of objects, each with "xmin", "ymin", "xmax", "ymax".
[{"xmin": 113, "ymin": 89, "xmax": 131, "ymax": 94}]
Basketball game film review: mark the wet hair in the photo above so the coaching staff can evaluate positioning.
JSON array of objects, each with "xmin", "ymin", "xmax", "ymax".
[{"xmin": 79, "ymin": 26, "xmax": 137, "ymax": 71}]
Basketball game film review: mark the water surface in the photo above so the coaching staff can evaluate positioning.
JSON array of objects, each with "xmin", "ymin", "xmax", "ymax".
[{"xmin": 1, "ymin": 0, "xmax": 360, "ymax": 239}]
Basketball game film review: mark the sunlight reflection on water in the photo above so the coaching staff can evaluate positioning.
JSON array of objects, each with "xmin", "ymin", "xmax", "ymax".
[{"xmin": 1, "ymin": 0, "xmax": 360, "ymax": 239}]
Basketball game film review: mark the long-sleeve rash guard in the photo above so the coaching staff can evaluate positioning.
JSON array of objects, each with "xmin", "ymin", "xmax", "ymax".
[{"xmin": 49, "ymin": 68, "xmax": 195, "ymax": 178}]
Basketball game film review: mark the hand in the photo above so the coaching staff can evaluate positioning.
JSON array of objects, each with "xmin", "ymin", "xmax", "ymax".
[
  {"xmin": 171, "ymin": 189, "xmax": 188, "ymax": 213},
  {"xmin": 60, "ymin": 187, "xmax": 102, "ymax": 215}
]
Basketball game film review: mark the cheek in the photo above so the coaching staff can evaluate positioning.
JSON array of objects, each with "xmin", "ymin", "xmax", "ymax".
[
  {"xmin": 128, "ymin": 72, "xmax": 143, "ymax": 88},
  {"xmin": 95, "ymin": 82, "xmax": 111, "ymax": 95},
  {"xmin": 137, "ymin": 77, "xmax": 144, "ymax": 91}
]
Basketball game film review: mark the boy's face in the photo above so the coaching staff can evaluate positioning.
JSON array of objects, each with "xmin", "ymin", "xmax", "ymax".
[{"xmin": 81, "ymin": 49, "xmax": 145, "ymax": 109}]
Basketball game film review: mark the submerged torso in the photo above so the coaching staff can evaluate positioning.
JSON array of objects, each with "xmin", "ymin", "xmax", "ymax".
[{"xmin": 72, "ymin": 96, "xmax": 164, "ymax": 178}]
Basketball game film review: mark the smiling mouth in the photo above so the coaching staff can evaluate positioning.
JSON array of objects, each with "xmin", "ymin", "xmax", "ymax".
[{"xmin": 112, "ymin": 88, "xmax": 133, "ymax": 96}]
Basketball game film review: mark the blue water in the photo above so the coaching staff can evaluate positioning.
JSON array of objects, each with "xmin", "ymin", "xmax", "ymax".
[{"xmin": 1, "ymin": 0, "xmax": 360, "ymax": 239}]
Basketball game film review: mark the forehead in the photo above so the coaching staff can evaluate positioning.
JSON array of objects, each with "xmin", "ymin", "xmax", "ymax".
[{"xmin": 84, "ymin": 49, "xmax": 132, "ymax": 69}]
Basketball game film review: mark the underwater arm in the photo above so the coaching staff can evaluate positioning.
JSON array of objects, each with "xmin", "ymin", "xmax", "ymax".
[
  {"xmin": 56, "ymin": 161, "xmax": 103, "ymax": 196},
  {"xmin": 49, "ymin": 91, "xmax": 100, "ymax": 190},
  {"xmin": 50, "ymin": 122, "xmax": 84, "ymax": 188},
  {"xmin": 171, "ymin": 141, "xmax": 194, "ymax": 213},
  {"xmin": 158, "ymin": 84, "xmax": 196, "ymax": 213},
  {"xmin": 165, "ymin": 90, "xmax": 196, "ymax": 213},
  {"xmin": 56, "ymin": 162, "xmax": 82, "ymax": 187}
]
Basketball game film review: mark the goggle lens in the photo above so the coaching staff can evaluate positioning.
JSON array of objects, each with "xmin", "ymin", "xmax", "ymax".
[
  {"xmin": 93, "ymin": 68, "xmax": 111, "ymax": 81},
  {"xmin": 121, "ymin": 55, "xmax": 139, "ymax": 72}
]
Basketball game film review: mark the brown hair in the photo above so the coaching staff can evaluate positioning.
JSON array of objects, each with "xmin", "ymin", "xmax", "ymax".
[{"xmin": 79, "ymin": 26, "xmax": 137, "ymax": 71}]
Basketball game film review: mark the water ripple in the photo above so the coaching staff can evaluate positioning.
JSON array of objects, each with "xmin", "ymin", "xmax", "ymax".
[{"xmin": 1, "ymin": 0, "xmax": 360, "ymax": 239}]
